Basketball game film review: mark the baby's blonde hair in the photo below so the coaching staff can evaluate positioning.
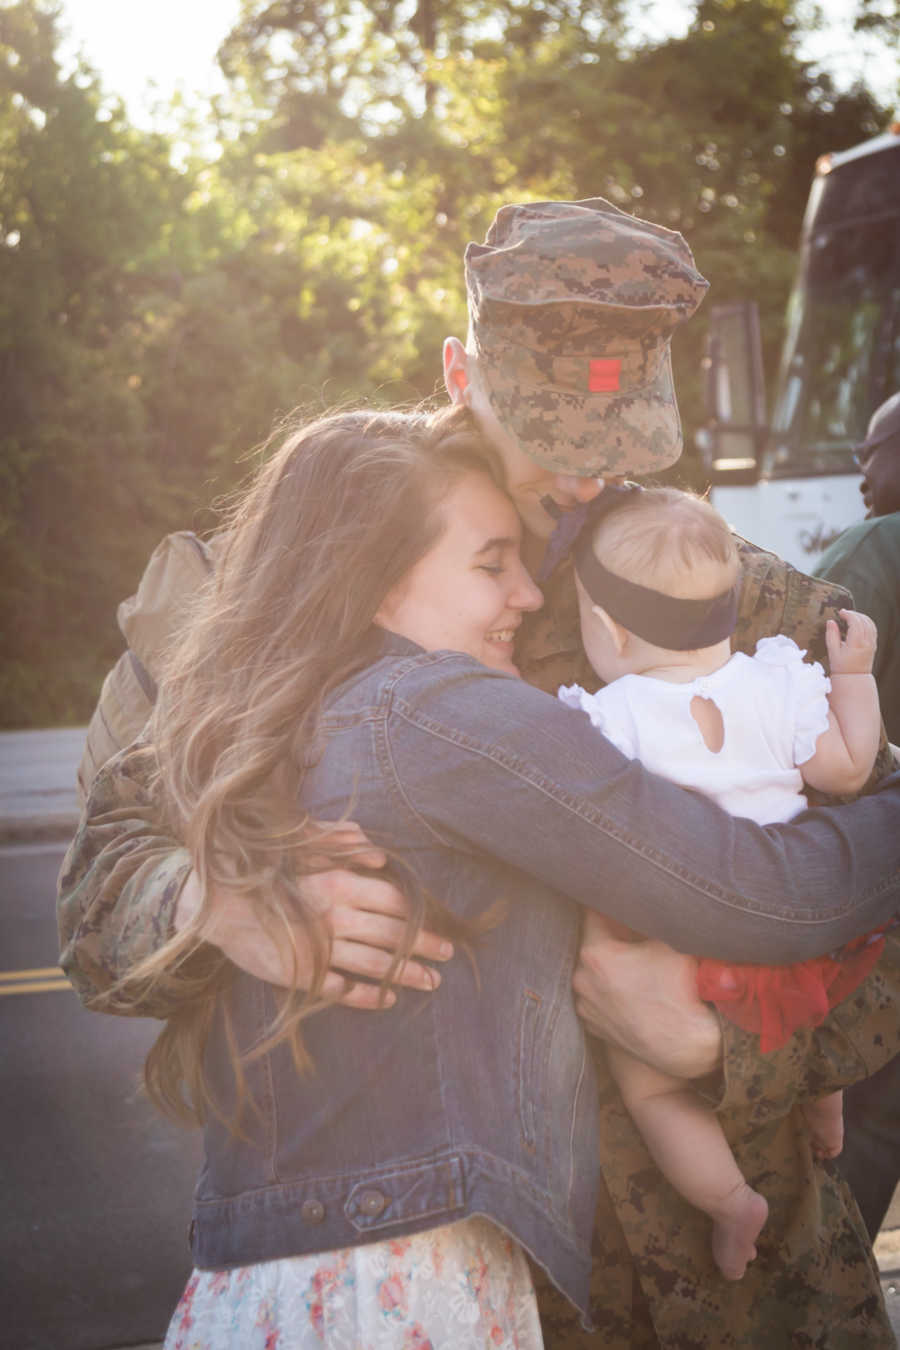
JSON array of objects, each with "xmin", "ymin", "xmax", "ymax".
[{"xmin": 589, "ymin": 487, "xmax": 739, "ymax": 602}]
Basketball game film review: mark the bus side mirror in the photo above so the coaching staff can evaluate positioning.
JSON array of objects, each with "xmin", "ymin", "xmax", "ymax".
[{"xmin": 697, "ymin": 301, "xmax": 767, "ymax": 485}]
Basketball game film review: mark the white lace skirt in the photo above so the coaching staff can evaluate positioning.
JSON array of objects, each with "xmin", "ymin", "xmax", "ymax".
[{"xmin": 163, "ymin": 1215, "xmax": 544, "ymax": 1349}]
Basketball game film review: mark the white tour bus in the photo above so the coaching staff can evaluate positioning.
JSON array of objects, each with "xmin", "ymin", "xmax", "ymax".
[{"xmin": 700, "ymin": 123, "xmax": 900, "ymax": 568}]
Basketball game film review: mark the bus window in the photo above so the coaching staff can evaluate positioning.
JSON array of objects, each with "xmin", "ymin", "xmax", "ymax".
[{"xmin": 770, "ymin": 215, "xmax": 899, "ymax": 471}]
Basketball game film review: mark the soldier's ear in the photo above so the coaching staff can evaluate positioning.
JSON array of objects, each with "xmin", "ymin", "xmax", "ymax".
[{"xmin": 443, "ymin": 337, "xmax": 471, "ymax": 404}]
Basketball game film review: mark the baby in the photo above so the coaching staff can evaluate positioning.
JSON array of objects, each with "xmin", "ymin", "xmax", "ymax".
[{"xmin": 559, "ymin": 485, "xmax": 883, "ymax": 1281}]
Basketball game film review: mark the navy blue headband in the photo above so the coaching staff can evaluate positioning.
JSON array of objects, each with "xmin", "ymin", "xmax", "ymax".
[{"xmin": 557, "ymin": 485, "xmax": 740, "ymax": 650}]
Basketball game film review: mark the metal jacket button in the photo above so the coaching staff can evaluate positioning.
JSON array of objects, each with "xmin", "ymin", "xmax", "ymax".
[
  {"xmin": 358, "ymin": 1189, "xmax": 387, "ymax": 1218},
  {"xmin": 300, "ymin": 1199, "xmax": 325, "ymax": 1224}
]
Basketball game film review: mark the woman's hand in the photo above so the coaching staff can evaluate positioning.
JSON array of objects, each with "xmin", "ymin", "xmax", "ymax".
[
  {"xmin": 174, "ymin": 825, "xmax": 453, "ymax": 1008},
  {"xmin": 573, "ymin": 911, "xmax": 722, "ymax": 1079}
]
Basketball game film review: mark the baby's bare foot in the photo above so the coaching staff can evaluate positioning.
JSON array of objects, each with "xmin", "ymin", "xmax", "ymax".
[
  {"xmin": 710, "ymin": 1183, "xmax": 769, "ymax": 1281},
  {"xmin": 802, "ymin": 1094, "xmax": 844, "ymax": 1160}
]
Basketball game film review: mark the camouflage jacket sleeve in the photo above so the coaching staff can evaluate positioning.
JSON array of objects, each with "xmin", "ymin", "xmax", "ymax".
[{"xmin": 57, "ymin": 738, "xmax": 192, "ymax": 1018}]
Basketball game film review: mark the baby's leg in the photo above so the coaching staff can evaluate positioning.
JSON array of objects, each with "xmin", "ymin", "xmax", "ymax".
[
  {"xmin": 801, "ymin": 1089, "xmax": 844, "ymax": 1160},
  {"xmin": 607, "ymin": 1046, "xmax": 768, "ymax": 1281}
]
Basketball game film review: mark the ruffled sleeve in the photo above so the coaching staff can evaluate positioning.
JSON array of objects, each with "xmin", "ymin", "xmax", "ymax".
[
  {"xmin": 557, "ymin": 683, "xmax": 637, "ymax": 760},
  {"xmin": 753, "ymin": 635, "xmax": 831, "ymax": 766}
]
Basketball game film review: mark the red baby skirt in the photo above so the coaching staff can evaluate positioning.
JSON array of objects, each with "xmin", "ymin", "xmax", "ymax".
[{"xmin": 696, "ymin": 931, "xmax": 887, "ymax": 1052}]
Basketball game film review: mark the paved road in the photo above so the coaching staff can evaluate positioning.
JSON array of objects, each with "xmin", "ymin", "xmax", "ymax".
[
  {"xmin": 1, "ymin": 839, "xmax": 200, "ymax": 1350},
  {"xmin": 0, "ymin": 726, "xmax": 85, "ymax": 841}
]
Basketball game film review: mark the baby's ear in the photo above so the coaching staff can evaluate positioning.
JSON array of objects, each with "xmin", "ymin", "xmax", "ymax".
[{"xmin": 591, "ymin": 604, "xmax": 628, "ymax": 655}]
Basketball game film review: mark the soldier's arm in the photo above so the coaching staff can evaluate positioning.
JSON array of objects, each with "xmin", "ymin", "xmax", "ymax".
[
  {"xmin": 573, "ymin": 916, "xmax": 722, "ymax": 1078},
  {"xmin": 57, "ymin": 740, "xmax": 451, "ymax": 1017},
  {"xmin": 58, "ymin": 740, "xmax": 194, "ymax": 1016}
]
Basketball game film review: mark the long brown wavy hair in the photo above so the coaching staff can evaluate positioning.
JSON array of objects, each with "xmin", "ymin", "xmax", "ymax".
[{"xmin": 119, "ymin": 403, "xmax": 504, "ymax": 1125}]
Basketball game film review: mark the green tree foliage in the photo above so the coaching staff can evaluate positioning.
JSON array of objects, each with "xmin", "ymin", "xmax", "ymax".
[
  {"xmin": 0, "ymin": 1, "xmax": 191, "ymax": 721},
  {"xmin": 214, "ymin": 0, "xmax": 888, "ymax": 452},
  {"xmin": 0, "ymin": 2, "xmax": 421, "ymax": 723},
  {"xmin": 854, "ymin": 0, "xmax": 900, "ymax": 45},
  {"xmin": 0, "ymin": 0, "xmax": 891, "ymax": 724}
]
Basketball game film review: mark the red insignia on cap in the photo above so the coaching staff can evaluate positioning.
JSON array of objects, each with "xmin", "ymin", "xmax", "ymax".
[{"xmin": 589, "ymin": 359, "xmax": 621, "ymax": 392}]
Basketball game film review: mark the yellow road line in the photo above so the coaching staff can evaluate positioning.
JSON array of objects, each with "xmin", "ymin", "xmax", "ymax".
[
  {"xmin": 0, "ymin": 966, "xmax": 63, "ymax": 981},
  {"xmin": 0, "ymin": 978, "xmax": 72, "ymax": 996},
  {"xmin": 0, "ymin": 967, "xmax": 72, "ymax": 997}
]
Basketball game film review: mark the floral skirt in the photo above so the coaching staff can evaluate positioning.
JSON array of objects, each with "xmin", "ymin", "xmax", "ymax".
[{"xmin": 163, "ymin": 1215, "xmax": 544, "ymax": 1350}]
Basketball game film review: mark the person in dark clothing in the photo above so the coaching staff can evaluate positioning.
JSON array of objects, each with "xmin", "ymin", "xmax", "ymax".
[
  {"xmin": 816, "ymin": 389, "xmax": 900, "ymax": 1238},
  {"xmin": 816, "ymin": 390, "xmax": 900, "ymax": 744}
]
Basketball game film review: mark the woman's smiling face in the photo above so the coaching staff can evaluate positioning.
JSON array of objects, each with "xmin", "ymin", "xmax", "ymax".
[{"xmin": 375, "ymin": 471, "xmax": 543, "ymax": 676}]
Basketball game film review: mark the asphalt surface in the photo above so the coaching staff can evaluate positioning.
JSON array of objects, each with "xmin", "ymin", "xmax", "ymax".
[
  {"xmin": 0, "ymin": 726, "xmax": 87, "ymax": 842},
  {"xmin": 2, "ymin": 727, "xmax": 898, "ymax": 1346},
  {"xmin": 1, "ymin": 838, "xmax": 200, "ymax": 1350},
  {"xmin": 0, "ymin": 727, "xmax": 197, "ymax": 1349}
]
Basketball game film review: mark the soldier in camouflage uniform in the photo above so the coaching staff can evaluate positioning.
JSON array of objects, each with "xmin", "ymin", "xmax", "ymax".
[
  {"xmin": 516, "ymin": 533, "xmax": 899, "ymax": 1349},
  {"xmin": 59, "ymin": 199, "xmax": 900, "ymax": 1347}
]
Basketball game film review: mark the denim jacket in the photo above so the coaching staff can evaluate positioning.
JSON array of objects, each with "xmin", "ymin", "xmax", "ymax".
[{"xmin": 193, "ymin": 633, "xmax": 900, "ymax": 1319}]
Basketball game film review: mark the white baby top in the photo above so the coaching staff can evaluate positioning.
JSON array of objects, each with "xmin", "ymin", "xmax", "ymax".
[{"xmin": 558, "ymin": 635, "xmax": 831, "ymax": 827}]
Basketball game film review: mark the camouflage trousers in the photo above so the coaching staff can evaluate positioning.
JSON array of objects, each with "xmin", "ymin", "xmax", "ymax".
[
  {"xmin": 531, "ymin": 1161, "xmax": 894, "ymax": 1349},
  {"xmin": 526, "ymin": 951, "xmax": 900, "ymax": 1350}
]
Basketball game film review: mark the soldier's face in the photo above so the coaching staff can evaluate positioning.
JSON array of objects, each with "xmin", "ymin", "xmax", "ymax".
[
  {"xmin": 444, "ymin": 342, "xmax": 605, "ymax": 540},
  {"xmin": 470, "ymin": 385, "xmax": 605, "ymax": 539}
]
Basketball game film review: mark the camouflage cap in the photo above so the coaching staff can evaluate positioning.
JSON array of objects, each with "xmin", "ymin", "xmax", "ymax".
[{"xmin": 464, "ymin": 197, "xmax": 709, "ymax": 476}]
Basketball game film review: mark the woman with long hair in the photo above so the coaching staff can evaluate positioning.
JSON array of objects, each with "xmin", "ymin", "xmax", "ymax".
[{"xmin": 117, "ymin": 403, "xmax": 899, "ymax": 1349}]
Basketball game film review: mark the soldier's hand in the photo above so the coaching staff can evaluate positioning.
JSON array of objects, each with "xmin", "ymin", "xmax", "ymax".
[
  {"xmin": 826, "ymin": 608, "xmax": 877, "ymax": 676},
  {"xmin": 174, "ymin": 834, "xmax": 453, "ymax": 1008},
  {"xmin": 574, "ymin": 911, "xmax": 722, "ymax": 1078}
]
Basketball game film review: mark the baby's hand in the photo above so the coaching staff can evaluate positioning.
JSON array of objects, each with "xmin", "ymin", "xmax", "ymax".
[{"xmin": 825, "ymin": 609, "xmax": 877, "ymax": 676}]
